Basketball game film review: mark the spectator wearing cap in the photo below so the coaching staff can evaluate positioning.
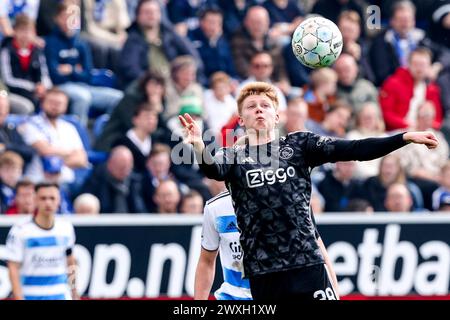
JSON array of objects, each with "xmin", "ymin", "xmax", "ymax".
[
  {"xmin": 118, "ymin": 0, "xmax": 203, "ymax": 86},
  {"xmin": 0, "ymin": 91, "xmax": 34, "ymax": 165},
  {"xmin": 432, "ymin": 161, "xmax": 450, "ymax": 211},
  {"xmin": 5, "ymin": 179, "xmax": 35, "ymax": 215},
  {"xmin": 73, "ymin": 193, "xmax": 100, "ymax": 215},
  {"xmin": 188, "ymin": 6, "xmax": 237, "ymax": 81},
  {"xmin": 164, "ymin": 55, "xmax": 204, "ymax": 120},
  {"xmin": 0, "ymin": 151, "xmax": 24, "ymax": 213},
  {"xmin": 19, "ymin": 87, "xmax": 88, "ymax": 185},
  {"xmin": 80, "ymin": 146, "xmax": 146, "ymax": 213}
]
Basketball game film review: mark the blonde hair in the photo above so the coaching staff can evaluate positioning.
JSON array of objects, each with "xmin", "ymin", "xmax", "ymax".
[
  {"xmin": 0, "ymin": 151, "xmax": 24, "ymax": 169},
  {"xmin": 236, "ymin": 82, "xmax": 279, "ymax": 115},
  {"xmin": 310, "ymin": 67, "xmax": 338, "ymax": 89}
]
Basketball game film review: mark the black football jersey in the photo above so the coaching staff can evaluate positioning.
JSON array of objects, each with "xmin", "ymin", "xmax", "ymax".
[{"xmin": 199, "ymin": 131, "xmax": 406, "ymax": 277}]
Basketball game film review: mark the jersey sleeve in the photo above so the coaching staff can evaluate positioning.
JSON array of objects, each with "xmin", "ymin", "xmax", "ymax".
[
  {"xmin": 4, "ymin": 225, "xmax": 24, "ymax": 263},
  {"xmin": 201, "ymin": 205, "xmax": 220, "ymax": 251},
  {"xmin": 304, "ymin": 132, "xmax": 407, "ymax": 167},
  {"xmin": 197, "ymin": 146, "xmax": 234, "ymax": 181}
]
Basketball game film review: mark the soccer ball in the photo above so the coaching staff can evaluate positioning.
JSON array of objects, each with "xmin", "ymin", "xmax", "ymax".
[{"xmin": 291, "ymin": 16, "xmax": 343, "ymax": 69}]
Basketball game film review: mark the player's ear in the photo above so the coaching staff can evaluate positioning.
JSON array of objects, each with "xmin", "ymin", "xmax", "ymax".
[
  {"xmin": 238, "ymin": 115, "xmax": 245, "ymax": 127},
  {"xmin": 275, "ymin": 112, "xmax": 280, "ymax": 124}
]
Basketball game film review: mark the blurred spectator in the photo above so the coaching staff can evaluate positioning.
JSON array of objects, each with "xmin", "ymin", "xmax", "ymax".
[
  {"xmin": 379, "ymin": 47, "xmax": 443, "ymax": 131},
  {"xmin": 217, "ymin": 0, "xmax": 254, "ymax": 38},
  {"xmin": 369, "ymin": 0, "xmax": 449, "ymax": 86},
  {"xmin": 230, "ymin": 6, "xmax": 286, "ymax": 81},
  {"xmin": 0, "ymin": 0, "xmax": 41, "ymax": 38},
  {"xmin": 141, "ymin": 143, "xmax": 185, "ymax": 213},
  {"xmin": 263, "ymin": 0, "xmax": 304, "ymax": 46},
  {"xmin": 307, "ymin": 101, "xmax": 352, "ymax": 137},
  {"xmin": 41, "ymin": 156, "xmax": 73, "ymax": 214},
  {"xmin": 317, "ymin": 161, "xmax": 361, "ymax": 212},
  {"xmin": 0, "ymin": 91, "xmax": 34, "ymax": 164},
  {"xmin": 311, "ymin": 0, "xmax": 366, "ymax": 34},
  {"xmin": 360, "ymin": 153, "xmax": 424, "ymax": 212},
  {"xmin": 280, "ymin": 96, "xmax": 309, "ymax": 135},
  {"xmin": 203, "ymin": 72, "xmax": 236, "ymax": 137},
  {"xmin": 281, "ymin": 39, "xmax": 311, "ymax": 88},
  {"xmin": 432, "ymin": 161, "xmax": 450, "ymax": 211},
  {"xmin": 82, "ymin": 0, "xmax": 130, "ymax": 70},
  {"xmin": 113, "ymin": 102, "xmax": 160, "ymax": 173},
  {"xmin": 426, "ymin": 0, "xmax": 450, "ymax": 48},
  {"xmin": 238, "ymin": 51, "xmax": 287, "ymax": 112},
  {"xmin": 303, "ymin": 67, "xmax": 337, "ymax": 123},
  {"xmin": 337, "ymin": 10, "xmax": 374, "ymax": 83},
  {"xmin": 384, "ymin": 183, "xmax": 414, "ymax": 213},
  {"xmin": 345, "ymin": 199, "xmax": 374, "ymax": 213},
  {"xmin": 20, "ymin": 87, "xmax": 88, "ymax": 184},
  {"xmin": 153, "ymin": 179, "xmax": 181, "ymax": 214},
  {"xmin": 399, "ymin": 100, "xmax": 449, "ymax": 183},
  {"xmin": 80, "ymin": 145, "xmax": 146, "ymax": 213},
  {"xmin": 5, "ymin": 179, "xmax": 35, "ymax": 214},
  {"xmin": 0, "ymin": 151, "xmax": 24, "ymax": 212},
  {"xmin": 346, "ymin": 102, "xmax": 386, "ymax": 179},
  {"xmin": 0, "ymin": 14, "xmax": 52, "ymax": 111},
  {"xmin": 94, "ymin": 71, "xmax": 168, "ymax": 152},
  {"xmin": 0, "ymin": 76, "xmax": 36, "ymax": 115},
  {"xmin": 118, "ymin": 0, "xmax": 203, "ymax": 86},
  {"xmin": 166, "ymin": 96, "xmax": 213, "ymax": 202},
  {"xmin": 167, "ymin": 0, "xmax": 210, "ymax": 37},
  {"xmin": 164, "ymin": 55, "xmax": 204, "ymax": 119},
  {"xmin": 188, "ymin": 5, "xmax": 237, "ymax": 80},
  {"xmin": 180, "ymin": 190, "xmax": 203, "ymax": 214},
  {"xmin": 45, "ymin": 2, "xmax": 123, "ymax": 126},
  {"xmin": 334, "ymin": 54, "xmax": 378, "ymax": 115},
  {"xmin": 73, "ymin": 193, "xmax": 100, "ymax": 214}
]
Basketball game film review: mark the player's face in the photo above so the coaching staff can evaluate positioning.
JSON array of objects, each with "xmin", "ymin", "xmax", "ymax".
[
  {"xmin": 35, "ymin": 186, "xmax": 60, "ymax": 216},
  {"xmin": 239, "ymin": 94, "xmax": 279, "ymax": 132}
]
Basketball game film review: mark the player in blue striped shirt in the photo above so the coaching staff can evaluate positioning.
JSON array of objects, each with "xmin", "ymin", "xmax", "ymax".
[{"xmin": 5, "ymin": 182, "xmax": 78, "ymax": 300}]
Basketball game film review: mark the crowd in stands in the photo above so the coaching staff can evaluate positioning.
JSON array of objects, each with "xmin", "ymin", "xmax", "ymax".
[{"xmin": 0, "ymin": 0, "xmax": 449, "ymax": 215}]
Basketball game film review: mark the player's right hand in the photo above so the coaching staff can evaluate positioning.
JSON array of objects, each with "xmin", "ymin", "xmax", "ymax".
[{"xmin": 179, "ymin": 113, "xmax": 205, "ymax": 150}]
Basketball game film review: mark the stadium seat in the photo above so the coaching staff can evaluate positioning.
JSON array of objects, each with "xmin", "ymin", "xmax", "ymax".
[
  {"xmin": 92, "ymin": 113, "xmax": 110, "ymax": 138},
  {"xmin": 62, "ymin": 114, "xmax": 108, "ymax": 164}
]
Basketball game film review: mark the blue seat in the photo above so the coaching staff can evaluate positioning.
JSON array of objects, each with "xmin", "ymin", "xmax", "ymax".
[
  {"xmin": 5, "ymin": 114, "xmax": 29, "ymax": 127},
  {"xmin": 93, "ymin": 113, "xmax": 110, "ymax": 138},
  {"xmin": 62, "ymin": 115, "xmax": 108, "ymax": 164}
]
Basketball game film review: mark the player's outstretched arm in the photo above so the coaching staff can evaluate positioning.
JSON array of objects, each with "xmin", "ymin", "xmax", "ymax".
[
  {"xmin": 306, "ymin": 131, "xmax": 438, "ymax": 167},
  {"xmin": 194, "ymin": 248, "xmax": 219, "ymax": 300},
  {"xmin": 67, "ymin": 254, "xmax": 80, "ymax": 300},
  {"xmin": 7, "ymin": 261, "xmax": 23, "ymax": 300}
]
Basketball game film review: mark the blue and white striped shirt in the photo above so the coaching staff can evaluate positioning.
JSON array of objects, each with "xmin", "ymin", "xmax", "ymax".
[{"xmin": 5, "ymin": 217, "xmax": 75, "ymax": 300}]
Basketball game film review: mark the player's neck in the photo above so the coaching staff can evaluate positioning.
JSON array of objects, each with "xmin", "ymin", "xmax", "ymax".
[
  {"xmin": 247, "ymin": 130, "xmax": 275, "ymax": 145},
  {"xmin": 34, "ymin": 213, "xmax": 55, "ymax": 230}
]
